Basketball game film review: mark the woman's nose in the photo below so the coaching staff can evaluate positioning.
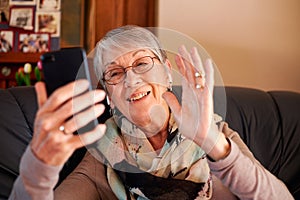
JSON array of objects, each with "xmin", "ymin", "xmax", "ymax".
[{"xmin": 124, "ymin": 69, "xmax": 142, "ymax": 88}]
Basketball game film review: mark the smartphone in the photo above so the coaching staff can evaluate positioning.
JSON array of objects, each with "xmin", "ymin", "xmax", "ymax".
[{"xmin": 41, "ymin": 47, "xmax": 99, "ymax": 134}]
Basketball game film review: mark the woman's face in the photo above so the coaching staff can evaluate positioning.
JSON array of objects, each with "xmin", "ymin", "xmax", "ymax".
[{"xmin": 103, "ymin": 49, "xmax": 171, "ymax": 135}]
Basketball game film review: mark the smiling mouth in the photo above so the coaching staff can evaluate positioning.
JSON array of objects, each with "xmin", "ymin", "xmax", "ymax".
[{"xmin": 127, "ymin": 91, "xmax": 151, "ymax": 102}]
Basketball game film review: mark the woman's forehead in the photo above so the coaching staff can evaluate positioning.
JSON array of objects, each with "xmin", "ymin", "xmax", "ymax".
[{"xmin": 102, "ymin": 48, "xmax": 155, "ymax": 66}]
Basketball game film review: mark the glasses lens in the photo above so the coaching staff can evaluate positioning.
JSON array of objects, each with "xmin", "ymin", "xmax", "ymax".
[
  {"xmin": 132, "ymin": 56, "xmax": 154, "ymax": 74},
  {"xmin": 104, "ymin": 67, "xmax": 125, "ymax": 84}
]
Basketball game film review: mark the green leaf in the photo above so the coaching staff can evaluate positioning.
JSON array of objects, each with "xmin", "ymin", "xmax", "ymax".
[
  {"xmin": 15, "ymin": 72, "xmax": 22, "ymax": 86},
  {"xmin": 34, "ymin": 66, "xmax": 41, "ymax": 81},
  {"xmin": 24, "ymin": 74, "xmax": 31, "ymax": 86}
]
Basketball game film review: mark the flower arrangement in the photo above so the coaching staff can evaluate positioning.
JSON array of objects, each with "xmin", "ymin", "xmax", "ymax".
[{"xmin": 15, "ymin": 61, "xmax": 43, "ymax": 86}]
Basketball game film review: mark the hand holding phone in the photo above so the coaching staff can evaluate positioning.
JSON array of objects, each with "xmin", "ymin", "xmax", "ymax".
[{"xmin": 41, "ymin": 47, "xmax": 99, "ymax": 134}]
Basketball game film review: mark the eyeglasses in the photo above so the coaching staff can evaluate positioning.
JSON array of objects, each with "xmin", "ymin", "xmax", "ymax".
[{"xmin": 103, "ymin": 56, "xmax": 158, "ymax": 85}]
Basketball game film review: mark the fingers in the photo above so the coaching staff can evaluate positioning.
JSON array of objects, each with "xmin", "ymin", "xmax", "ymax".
[
  {"xmin": 178, "ymin": 45, "xmax": 196, "ymax": 84},
  {"xmin": 32, "ymin": 123, "xmax": 106, "ymax": 166},
  {"xmin": 41, "ymin": 79, "xmax": 90, "ymax": 113},
  {"xmin": 64, "ymin": 103, "xmax": 105, "ymax": 134},
  {"xmin": 32, "ymin": 79, "xmax": 108, "ymax": 166},
  {"xmin": 176, "ymin": 45, "xmax": 214, "ymax": 92},
  {"xmin": 34, "ymin": 79, "xmax": 106, "ymax": 143},
  {"xmin": 177, "ymin": 46, "xmax": 204, "ymax": 89},
  {"xmin": 175, "ymin": 53, "xmax": 186, "ymax": 77},
  {"xmin": 162, "ymin": 91, "xmax": 181, "ymax": 120},
  {"xmin": 72, "ymin": 124, "xmax": 107, "ymax": 149},
  {"xmin": 35, "ymin": 82, "xmax": 47, "ymax": 108},
  {"xmin": 52, "ymin": 89, "xmax": 106, "ymax": 133},
  {"xmin": 204, "ymin": 59, "xmax": 214, "ymax": 93},
  {"xmin": 191, "ymin": 47, "xmax": 206, "ymax": 89},
  {"xmin": 190, "ymin": 47, "xmax": 204, "ymax": 73}
]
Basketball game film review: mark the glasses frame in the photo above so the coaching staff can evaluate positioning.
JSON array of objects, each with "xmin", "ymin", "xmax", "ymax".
[{"xmin": 102, "ymin": 56, "xmax": 158, "ymax": 85}]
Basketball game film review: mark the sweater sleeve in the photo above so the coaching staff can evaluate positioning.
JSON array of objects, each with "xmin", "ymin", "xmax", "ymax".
[
  {"xmin": 54, "ymin": 152, "xmax": 117, "ymax": 200},
  {"xmin": 208, "ymin": 123, "xmax": 294, "ymax": 200},
  {"xmin": 9, "ymin": 146, "xmax": 62, "ymax": 200}
]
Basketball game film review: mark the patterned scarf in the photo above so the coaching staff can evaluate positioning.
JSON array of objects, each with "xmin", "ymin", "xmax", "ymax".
[{"xmin": 90, "ymin": 114, "xmax": 213, "ymax": 200}]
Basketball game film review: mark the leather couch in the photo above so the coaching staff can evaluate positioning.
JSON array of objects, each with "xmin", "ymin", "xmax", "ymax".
[{"xmin": 0, "ymin": 86, "xmax": 299, "ymax": 199}]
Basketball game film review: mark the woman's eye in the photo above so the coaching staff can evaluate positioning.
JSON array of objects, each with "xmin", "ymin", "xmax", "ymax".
[
  {"xmin": 136, "ymin": 62, "xmax": 148, "ymax": 67},
  {"xmin": 109, "ymin": 69, "xmax": 123, "ymax": 77}
]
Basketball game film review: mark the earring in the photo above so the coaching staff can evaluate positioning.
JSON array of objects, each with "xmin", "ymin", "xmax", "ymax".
[
  {"xmin": 106, "ymin": 95, "xmax": 110, "ymax": 105},
  {"xmin": 168, "ymin": 76, "xmax": 173, "ymax": 92}
]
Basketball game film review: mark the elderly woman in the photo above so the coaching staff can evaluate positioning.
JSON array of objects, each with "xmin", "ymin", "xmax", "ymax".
[{"xmin": 10, "ymin": 26, "xmax": 292, "ymax": 200}]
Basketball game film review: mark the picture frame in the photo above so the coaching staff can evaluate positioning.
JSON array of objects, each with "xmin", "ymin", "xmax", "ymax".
[
  {"xmin": 18, "ymin": 32, "xmax": 50, "ymax": 53},
  {"xmin": 0, "ymin": 0, "xmax": 10, "ymax": 23},
  {"xmin": 35, "ymin": 11, "xmax": 60, "ymax": 37},
  {"xmin": 9, "ymin": 6, "xmax": 35, "ymax": 30},
  {"xmin": 37, "ymin": 0, "xmax": 60, "ymax": 11},
  {"xmin": 0, "ymin": 29, "xmax": 14, "ymax": 52},
  {"xmin": 9, "ymin": 0, "xmax": 36, "ymax": 5}
]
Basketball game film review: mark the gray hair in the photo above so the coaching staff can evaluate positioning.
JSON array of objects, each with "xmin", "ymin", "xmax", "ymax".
[{"xmin": 93, "ymin": 25, "xmax": 167, "ymax": 87}]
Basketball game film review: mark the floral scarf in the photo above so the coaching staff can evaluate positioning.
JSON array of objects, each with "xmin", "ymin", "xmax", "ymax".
[{"xmin": 90, "ymin": 114, "xmax": 213, "ymax": 200}]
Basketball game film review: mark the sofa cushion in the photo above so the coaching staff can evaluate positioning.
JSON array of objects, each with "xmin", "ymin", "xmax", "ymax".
[
  {"xmin": 223, "ymin": 87, "xmax": 300, "ymax": 198},
  {"xmin": 0, "ymin": 87, "xmax": 86, "ymax": 198},
  {"xmin": 223, "ymin": 87, "xmax": 282, "ymax": 173},
  {"xmin": 268, "ymin": 91, "xmax": 300, "ymax": 198},
  {"xmin": 0, "ymin": 86, "xmax": 37, "ymax": 198}
]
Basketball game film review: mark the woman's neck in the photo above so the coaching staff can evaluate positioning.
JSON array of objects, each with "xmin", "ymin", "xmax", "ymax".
[
  {"xmin": 145, "ymin": 111, "xmax": 171, "ymax": 151},
  {"xmin": 147, "ymin": 129, "xmax": 169, "ymax": 151}
]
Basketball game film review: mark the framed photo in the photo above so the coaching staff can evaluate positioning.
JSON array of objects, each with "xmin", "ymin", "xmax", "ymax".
[
  {"xmin": 0, "ymin": 30, "xmax": 14, "ymax": 52},
  {"xmin": 35, "ymin": 11, "xmax": 60, "ymax": 37},
  {"xmin": 9, "ymin": 0, "xmax": 36, "ymax": 5},
  {"xmin": 37, "ymin": 0, "xmax": 60, "ymax": 11},
  {"xmin": 9, "ymin": 6, "xmax": 35, "ymax": 30},
  {"xmin": 0, "ymin": 0, "xmax": 10, "ymax": 23},
  {"xmin": 18, "ymin": 32, "xmax": 50, "ymax": 53}
]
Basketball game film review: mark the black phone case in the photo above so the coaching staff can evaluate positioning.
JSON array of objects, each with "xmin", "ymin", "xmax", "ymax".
[
  {"xmin": 41, "ymin": 47, "xmax": 98, "ymax": 134},
  {"xmin": 41, "ymin": 47, "xmax": 91, "ymax": 96}
]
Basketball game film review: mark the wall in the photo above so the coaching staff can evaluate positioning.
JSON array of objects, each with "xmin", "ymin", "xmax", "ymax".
[{"xmin": 158, "ymin": 0, "xmax": 300, "ymax": 92}]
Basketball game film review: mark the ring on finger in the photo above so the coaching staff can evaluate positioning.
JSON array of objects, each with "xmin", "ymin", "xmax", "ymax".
[
  {"xmin": 195, "ymin": 71, "xmax": 205, "ymax": 78},
  {"xmin": 195, "ymin": 84, "xmax": 204, "ymax": 90},
  {"xmin": 59, "ymin": 125, "xmax": 69, "ymax": 135}
]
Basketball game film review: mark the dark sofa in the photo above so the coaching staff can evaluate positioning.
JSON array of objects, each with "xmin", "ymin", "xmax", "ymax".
[{"xmin": 0, "ymin": 86, "xmax": 299, "ymax": 199}]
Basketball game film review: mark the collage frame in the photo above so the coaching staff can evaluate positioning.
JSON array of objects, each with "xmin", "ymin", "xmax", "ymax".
[
  {"xmin": 37, "ymin": 0, "xmax": 60, "ymax": 11},
  {"xmin": 35, "ymin": 11, "xmax": 60, "ymax": 37},
  {"xmin": 0, "ymin": 29, "xmax": 14, "ymax": 52},
  {"xmin": 18, "ymin": 31, "xmax": 50, "ymax": 53},
  {"xmin": 0, "ymin": 0, "xmax": 61, "ymax": 52},
  {"xmin": 8, "ymin": 6, "xmax": 35, "ymax": 30}
]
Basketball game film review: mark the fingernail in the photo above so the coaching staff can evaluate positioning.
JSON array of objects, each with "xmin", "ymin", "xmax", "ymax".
[{"xmin": 94, "ymin": 90, "xmax": 105, "ymax": 101}]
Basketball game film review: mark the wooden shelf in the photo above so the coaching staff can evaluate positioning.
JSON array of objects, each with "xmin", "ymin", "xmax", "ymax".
[
  {"xmin": 0, "ymin": 52, "xmax": 43, "ymax": 88},
  {"xmin": 0, "ymin": 52, "xmax": 42, "ymax": 64}
]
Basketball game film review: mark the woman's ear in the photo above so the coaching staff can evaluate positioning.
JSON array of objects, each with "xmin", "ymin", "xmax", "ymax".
[
  {"xmin": 165, "ymin": 59, "xmax": 172, "ymax": 70},
  {"xmin": 164, "ymin": 59, "xmax": 173, "ymax": 79},
  {"xmin": 107, "ymin": 95, "xmax": 116, "ymax": 110},
  {"xmin": 164, "ymin": 59, "xmax": 173, "ymax": 91},
  {"xmin": 101, "ymin": 83, "xmax": 113, "ymax": 107}
]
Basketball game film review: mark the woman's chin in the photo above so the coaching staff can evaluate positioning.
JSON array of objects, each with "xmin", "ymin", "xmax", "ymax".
[{"xmin": 131, "ymin": 104, "xmax": 169, "ymax": 135}]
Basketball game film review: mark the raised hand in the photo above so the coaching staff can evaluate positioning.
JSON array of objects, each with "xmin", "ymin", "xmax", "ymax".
[{"xmin": 163, "ymin": 46, "xmax": 230, "ymax": 160}]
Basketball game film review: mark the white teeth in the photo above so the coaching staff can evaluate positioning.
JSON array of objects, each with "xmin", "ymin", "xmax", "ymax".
[{"xmin": 129, "ymin": 91, "xmax": 149, "ymax": 102}]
